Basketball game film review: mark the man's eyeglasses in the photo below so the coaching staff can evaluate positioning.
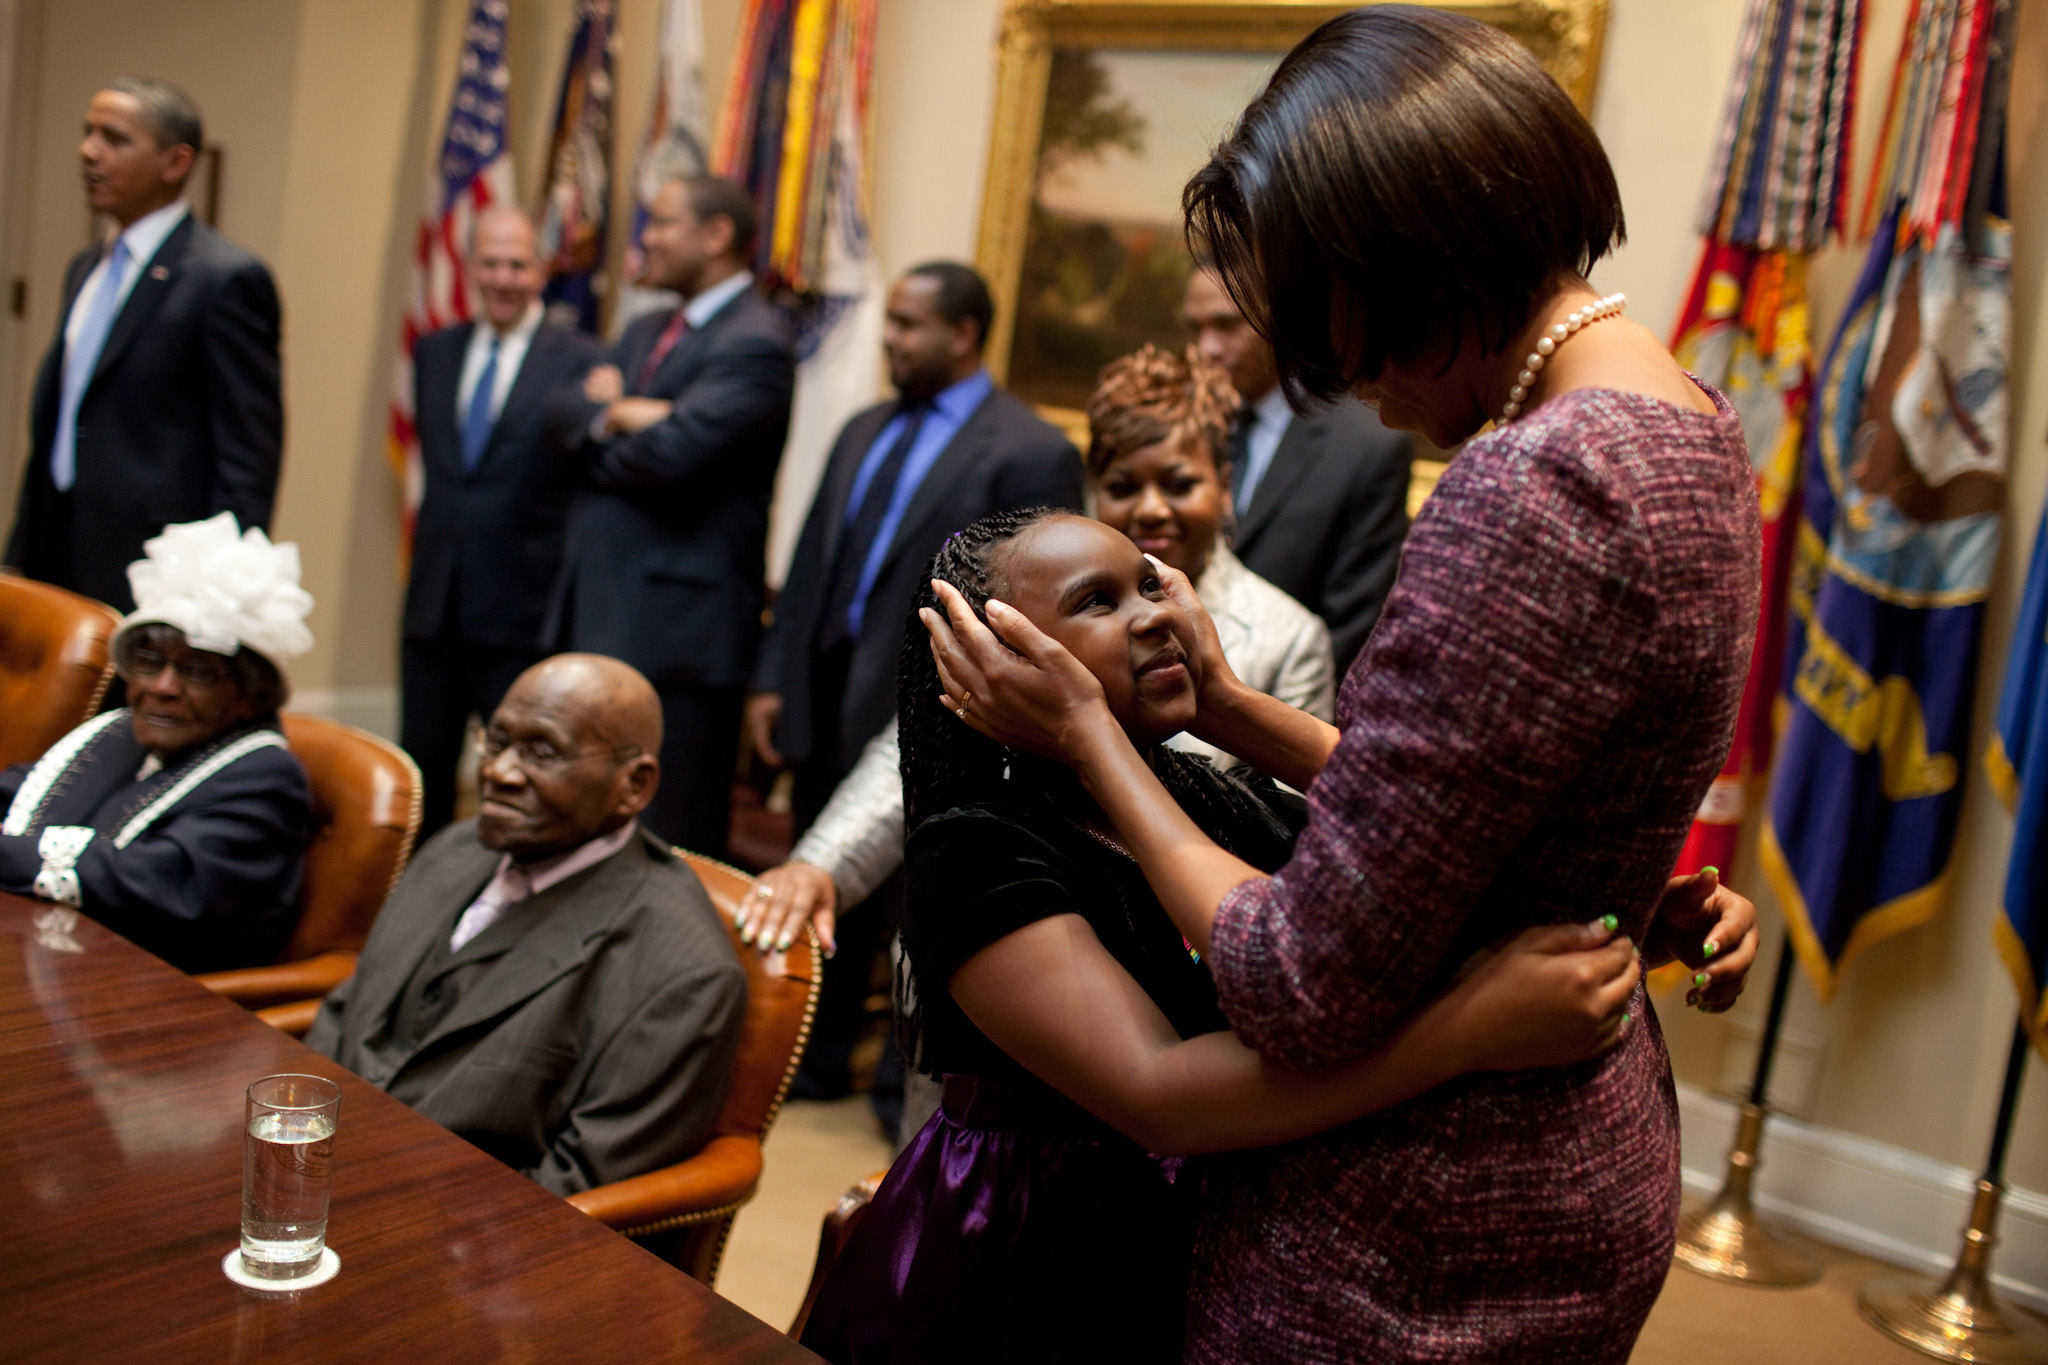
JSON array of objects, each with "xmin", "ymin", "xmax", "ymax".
[
  {"xmin": 121, "ymin": 647, "xmax": 230, "ymax": 689},
  {"xmin": 480, "ymin": 729, "xmax": 639, "ymax": 773}
]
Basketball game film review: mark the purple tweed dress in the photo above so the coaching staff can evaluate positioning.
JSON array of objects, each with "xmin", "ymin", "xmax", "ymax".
[{"xmin": 1187, "ymin": 381, "xmax": 1760, "ymax": 1362}]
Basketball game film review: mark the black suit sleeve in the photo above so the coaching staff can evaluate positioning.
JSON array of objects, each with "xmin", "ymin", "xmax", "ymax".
[
  {"xmin": 750, "ymin": 462, "xmax": 840, "ymax": 697},
  {"xmin": 583, "ymin": 331, "xmax": 796, "ymax": 493},
  {"xmin": 1320, "ymin": 439, "xmax": 1413, "ymax": 668},
  {"xmin": 995, "ymin": 434, "xmax": 1084, "ymax": 512},
  {"xmin": 201, "ymin": 257, "xmax": 285, "ymax": 532}
]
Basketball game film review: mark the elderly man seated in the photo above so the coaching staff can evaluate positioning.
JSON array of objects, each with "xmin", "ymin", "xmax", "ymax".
[
  {"xmin": 306, "ymin": 653, "xmax": 746, "ymax": 1196},
  {"xmin": 0, "ymin": 514, "xmax": 314, "ymax": 972}
]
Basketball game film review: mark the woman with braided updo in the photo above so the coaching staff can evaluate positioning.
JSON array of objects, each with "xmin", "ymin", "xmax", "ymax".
[{"xmin": 798, "ymin": 506, "xmax": 1645, "ymax": 1364}]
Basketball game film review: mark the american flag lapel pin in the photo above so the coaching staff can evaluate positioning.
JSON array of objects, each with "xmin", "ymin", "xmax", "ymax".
[{"xmin": 149, "ymin": 265, "xmax": 170, "ymax": 281}]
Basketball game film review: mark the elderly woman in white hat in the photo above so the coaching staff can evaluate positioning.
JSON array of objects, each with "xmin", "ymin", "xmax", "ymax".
[{"xmin": 0, "ymin": 513, "xmax": 315, "ymax": 972}]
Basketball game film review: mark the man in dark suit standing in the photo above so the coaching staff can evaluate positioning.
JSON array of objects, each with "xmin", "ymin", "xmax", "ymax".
[
  {"xmin": 544, "ymin": 176, "xmax": 796, "ymax": 858},
  {"xmin": 403, "ymin": 207, "xmax": 601, "ymax": 839},
  {"xmin": 308, "ymin": 654, "xmax": 745, "ymax": 1196},
  {"xmin": 5, "ymin": 77, "xmax": 282, "ymax": 613},
  {"xmin": 744, "ymin": 261, "xmax": 1080, "ymax": 1097},
  {"xmin": 1183, "ymin": 265, "xmax": 1412, "ymax": 670}
]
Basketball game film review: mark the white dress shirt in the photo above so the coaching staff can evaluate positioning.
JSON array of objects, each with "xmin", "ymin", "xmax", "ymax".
[
  {"xmin": 448, "ymin": 820, "xmax": 638, "ymax": 951},
  {"xmin": 455, "ymin": 298, "xmax": 545, "ymax": 425},
  {"xmin": 64, "ymin": 200, "xmax": 190, "ymax": 350},
  {"xmin": 1235, "ymin": 384, "xmax": 1296, "ymax": 514}
]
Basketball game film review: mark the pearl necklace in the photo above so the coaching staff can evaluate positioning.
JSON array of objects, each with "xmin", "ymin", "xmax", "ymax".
[{"xmin": 1498, "ymin": 292, "xmax": 1627, "ymax": 426}]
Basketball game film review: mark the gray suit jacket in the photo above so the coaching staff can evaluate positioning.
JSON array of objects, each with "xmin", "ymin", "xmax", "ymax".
[{"xmin": 306, "ymin": 819, "xmax": 745, "ymax": 1195}]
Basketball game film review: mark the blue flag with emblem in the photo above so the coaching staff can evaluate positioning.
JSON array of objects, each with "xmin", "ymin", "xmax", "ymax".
[
  {"xmin": 1759, "ymin": 0, "xmax": 2015, "ymax": 1002},
  {"xmin": 1988, "ymin": 494, "xmax": 2048, "ymax": 1062}
]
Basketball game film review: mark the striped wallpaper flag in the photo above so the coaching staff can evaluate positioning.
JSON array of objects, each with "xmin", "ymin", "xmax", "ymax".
[{"xmin": 386, "ymin": 0, "xmax": 515, "ymax": 544}]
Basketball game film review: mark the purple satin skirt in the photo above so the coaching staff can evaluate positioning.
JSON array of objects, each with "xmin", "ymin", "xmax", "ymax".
[{"xmin": 800, "ymin": 1073, "xmax": 1194, "ymax": 1363}]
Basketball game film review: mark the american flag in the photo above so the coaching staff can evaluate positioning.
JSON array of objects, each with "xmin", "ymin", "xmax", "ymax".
[{"xmin": 386, "ymin": 0, "xmax": 515, "ymax": 544}]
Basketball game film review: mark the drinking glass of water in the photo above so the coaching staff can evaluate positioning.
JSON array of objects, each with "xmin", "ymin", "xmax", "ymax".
[{"xmin": 240, "ymin": 1074, "xmax": 340, "ymax": 1281}]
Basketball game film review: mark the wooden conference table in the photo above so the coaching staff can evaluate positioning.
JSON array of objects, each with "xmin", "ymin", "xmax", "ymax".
[{"xmin": 0, "ymin": 891, "xmax": 819, "ymax": 1363}]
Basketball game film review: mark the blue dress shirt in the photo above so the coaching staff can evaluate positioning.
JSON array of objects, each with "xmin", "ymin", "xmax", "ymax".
[{"xmin": 838, "ymin": 369, "xmax": 993, "ymax": 637}]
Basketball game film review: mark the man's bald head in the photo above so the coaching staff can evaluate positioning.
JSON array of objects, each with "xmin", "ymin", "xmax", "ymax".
[
  {"xmin": 470, "ymin": 206, "xmax": 547, "ymax": 333},
  {"xmin": 476, "ymin": 654, "xmax": 663, "ymax": 861}
]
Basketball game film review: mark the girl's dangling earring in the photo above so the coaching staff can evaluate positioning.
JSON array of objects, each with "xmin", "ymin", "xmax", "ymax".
[{"xmin": 1003, "ymin": 747, "xmax": 1013, "ymax": 781}]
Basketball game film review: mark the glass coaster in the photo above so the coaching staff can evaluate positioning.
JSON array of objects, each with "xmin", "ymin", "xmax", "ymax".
[{"xmin": 221, "ymin": 1246, "xmax": 340, "ymax": 1291}]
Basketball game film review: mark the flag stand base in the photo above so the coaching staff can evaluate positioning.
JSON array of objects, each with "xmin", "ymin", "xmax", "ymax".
[
  {"xmin": 1673, "ymin": 1099, "xmax": 1821, "ymax": 1286},
  {"xmin": 1859, "ymin": 1179, "xmax": 2048, "ymax": 1363}
]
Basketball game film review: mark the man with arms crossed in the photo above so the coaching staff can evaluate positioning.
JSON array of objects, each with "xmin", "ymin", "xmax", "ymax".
[{"xmin": 544, "ymin": 177, "xmax": 796, "ymax": 858}]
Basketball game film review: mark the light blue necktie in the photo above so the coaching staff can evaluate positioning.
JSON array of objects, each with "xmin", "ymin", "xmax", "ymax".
[
  {"xmin": 52, "ymin": 237, "xmax": 132, "ymax": 493},
  {"xmin": 460, "ymin": 336, "xmax": 501, "ymax": 472}
]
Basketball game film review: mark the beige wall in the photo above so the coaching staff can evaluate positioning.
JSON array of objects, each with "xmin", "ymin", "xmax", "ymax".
[{"xmin": 1, "ymin": 0, "xmax": 2043, "ymax": 1192}]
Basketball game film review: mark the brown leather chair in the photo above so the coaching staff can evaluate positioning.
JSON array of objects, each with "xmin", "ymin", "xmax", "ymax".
[
  {"xmin": 197, "ymin": 714, "xmax": 422, "ymax": 1008},
  {"xmin": 788, "ymin": 1170, "xmax": 889, "ymax": 1338},
  {"xmin": 0, "ymin": 574, "xmax": 120, "ymax": 767},
  {"xmin": 567, "ymin": 850, "xmax": 820, "ymax": 1284},
  {"xmin": 258, "ymin": 847, "xmax": 820, "ymax": 1287}
]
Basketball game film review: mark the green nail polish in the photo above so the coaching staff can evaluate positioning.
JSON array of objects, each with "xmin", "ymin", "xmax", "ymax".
[
  {"xmin": 1702, "ymin": 940, "xmax": 1719, "ymax": 958},
  {"xmin": 1622, "ymin": 1011, "xmax": 1632, "ymax": 1025},
  {"xmin": 1693, "ymin": 972, "xmax": 1708, "ymax": 986},
  {"xmin": 1702, "ymin": 866, "xmax": 1718, "ymax": 877},
  {"xmin": 1601, "ymin": 913, "xmax": 1619, "ymax": 933}
]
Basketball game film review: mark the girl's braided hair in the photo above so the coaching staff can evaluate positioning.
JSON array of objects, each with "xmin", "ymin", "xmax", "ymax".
[
  {"xmin": 894, "ymin": 506, "xmax": 1304, "ymax": 1072},
  {"xmin": 896, "ymin": 506, "xmax": 1058, "ymax": 831}
]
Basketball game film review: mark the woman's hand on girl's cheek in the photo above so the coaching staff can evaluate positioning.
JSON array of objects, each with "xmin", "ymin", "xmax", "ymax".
[
  {"xmin": 1143, "ymin": 553, "xmax": 1235, "ymax": 706},
  {"xmin": 923, "ymin": 581, "xmax": 1109, "ymax": 762}
]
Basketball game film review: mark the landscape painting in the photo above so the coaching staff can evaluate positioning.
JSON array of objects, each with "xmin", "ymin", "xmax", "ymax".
[{"xmin": 1006, "ymin": 48, "xmax": 1279, "ymax": 411}]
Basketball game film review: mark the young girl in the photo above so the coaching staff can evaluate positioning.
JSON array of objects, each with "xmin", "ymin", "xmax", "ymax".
[{"xmin": 799, "ymin": 508, "xmax": 1651, "ymax": 1363}]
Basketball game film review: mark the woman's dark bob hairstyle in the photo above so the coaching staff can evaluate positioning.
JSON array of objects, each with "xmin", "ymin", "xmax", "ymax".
[{"xmin": 1184, "ymin": 4, "xmax": 1625, "ymax": 401}]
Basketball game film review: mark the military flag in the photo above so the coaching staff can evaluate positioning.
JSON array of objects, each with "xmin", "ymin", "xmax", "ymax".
[
  {"xmin": 613, "ymin": 0, "xmax": 714, "ymax": 335},
  {"xmin": 386, "ymin": 0, "xmax": 514, "ymax": 544},
  {"xmin": 714, "ymin": 0, "xmax": 882, "ymax": 583},
  {"xmin": 1666, "ymin": 0, "xmax": 1863, "ymax": 881},
  {"xmin": 1761, "ymin": 0, "xmax": 2016, "ymax": 1000},
  {"xmin": 1988, "ymin": 483, "xmax": 2048, "ymax": 1062},
  {"xmin": 537, "ymin": 0, "xmax": 617, "ymax": 333}
]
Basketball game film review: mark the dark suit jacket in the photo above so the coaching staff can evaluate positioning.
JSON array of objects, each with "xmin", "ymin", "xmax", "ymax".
[
  {"xmin": 0, "ymin": 713, "xmax": 310, "ymax": 974},
  {"xmin": 1231, "ymin": 395, "xmax": 1413, "ymax": 671},
  {"xmin": 5, "ymin": 215, "xmax": 284, "ymax": 611},
  {"xmin": 305, "ymin": 819, "xmax": 746, "ymax": 1196},
  {"xmin": 405, "ymin": 321, "xmax": 603, "ymax": 648},
  {"xmin": 753, "ymin": 387, "xmax": 1082, "ymax": 771},
  {"xmin": 542, "ymin": 287, "xmax": 796, "ymax": 688}
]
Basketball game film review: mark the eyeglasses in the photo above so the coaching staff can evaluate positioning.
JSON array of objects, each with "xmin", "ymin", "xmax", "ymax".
[
  {"xmin": 479, "ymin": 729, "xmax": 639, "ymax": 773},
  {"xmin": 121, "ymin": 647, "xmax": 230, "ymax": 689}
]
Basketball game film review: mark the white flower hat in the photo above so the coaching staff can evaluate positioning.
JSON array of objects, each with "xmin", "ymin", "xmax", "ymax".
[{"xmin": 115, "ymin": 512, "xmax": 315, "ymax": 670}]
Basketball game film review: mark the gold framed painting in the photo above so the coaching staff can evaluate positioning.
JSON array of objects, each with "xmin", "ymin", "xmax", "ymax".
[{"xmin": 976, "ymin": 0, "xmax": 1610, "ymax": 426}]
